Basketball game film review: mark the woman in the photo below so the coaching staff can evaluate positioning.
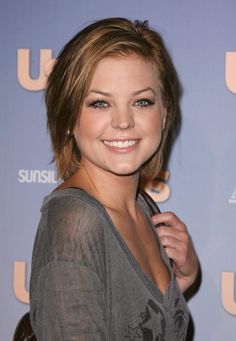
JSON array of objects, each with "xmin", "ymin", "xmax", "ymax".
[{"xmin": 30, "ymin": 17, "xmax": 199, "ymax": 340}]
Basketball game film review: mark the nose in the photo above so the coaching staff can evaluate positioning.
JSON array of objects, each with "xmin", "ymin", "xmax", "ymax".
[{"xmin": 111, "ymin": 106, "xmax": 135, "ymax": 130}]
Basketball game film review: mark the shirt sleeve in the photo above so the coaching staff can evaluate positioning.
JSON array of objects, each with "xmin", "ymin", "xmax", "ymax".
[
  {"xmin": 32, "ymin": 260, "xmax": 107, "ymax": 340},
  {"xmin": 30, "ymin": 193, "xmax": 108, "ymax": 340}
]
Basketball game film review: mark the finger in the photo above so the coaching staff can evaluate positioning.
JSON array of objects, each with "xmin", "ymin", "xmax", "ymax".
[
  {"xmin": 152, "ymin": 212, "xmax": 187, "ymax": 231},
  {"xmin": 152, "ymin": 211, "xmax": 184, "ymax": 226},
  {"xmin": 158, "ymin": 234, "xmax": 186, "ymax": 251},
  {"xmin": 157, "ymin": 226, "xmax": 189, "ymax": 243},
  {"xmin": 163, "ymin": 246, "xmax": 177, "ymax": 260},
  {"xmin": 164, "ymin": 245, "xmax": 189, "ymax": 270}
]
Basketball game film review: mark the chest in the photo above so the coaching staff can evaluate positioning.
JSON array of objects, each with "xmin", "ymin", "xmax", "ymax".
[
  {"xmin": 106, "ymin": 226, "xmax": 189, "ymax": 341},
  {"xmin": 107, "ymin": 209, "xmax": 171, "ymax": 294}
]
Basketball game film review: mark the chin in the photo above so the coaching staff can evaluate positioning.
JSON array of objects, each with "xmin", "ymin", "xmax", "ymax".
[{"xmin": 109, "ymin": 166, "xmax": 140, "ymax": 177}]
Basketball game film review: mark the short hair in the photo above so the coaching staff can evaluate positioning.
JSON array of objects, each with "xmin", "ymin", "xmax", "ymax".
[{"xmin": 46, "ymin": 17, "xmax": 181, "ymax": 182}]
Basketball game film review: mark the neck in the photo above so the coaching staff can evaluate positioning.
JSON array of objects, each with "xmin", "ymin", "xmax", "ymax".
[{"xmin": 69, "ymin": 163, "xmax": 140, "ymax": 213}]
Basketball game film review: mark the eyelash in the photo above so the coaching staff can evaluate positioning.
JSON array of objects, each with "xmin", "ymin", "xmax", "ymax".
[
  {"xmin": 87, "ymin": 98, "xmax": 155, "ymax": 109},
  {"xmin": 88, "ymin": 100, "xmax": 109, "ymax": 109},
  {"xmin": 134, "ymin": 98, "xmax": 155, "ymax": 107}
]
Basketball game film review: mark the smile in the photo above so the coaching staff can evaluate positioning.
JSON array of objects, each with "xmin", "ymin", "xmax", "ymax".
[{"xmin": 103, "ymin": 140, "xmax": 139, "ymax": 148}]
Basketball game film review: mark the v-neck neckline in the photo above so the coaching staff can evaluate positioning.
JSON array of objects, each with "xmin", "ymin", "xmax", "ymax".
[{"xmin": 101, "ymin": 190, "xmax": 174, "ymax": 302}]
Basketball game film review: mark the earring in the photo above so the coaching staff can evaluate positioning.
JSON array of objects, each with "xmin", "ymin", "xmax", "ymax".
[{"xmin": 66, "ymin": 129, "xmax": 71, "ymax": 136}]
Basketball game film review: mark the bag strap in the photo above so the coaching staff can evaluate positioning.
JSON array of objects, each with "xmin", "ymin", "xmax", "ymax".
[{"xmin": 139, "ymin": 188, "xmax": 161, "ymax": 216}]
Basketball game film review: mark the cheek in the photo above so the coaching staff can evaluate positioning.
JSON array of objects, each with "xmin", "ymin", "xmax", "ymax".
[
  {"xmin": 73, "ymin": 119, "xmax": 106, "ymax": 154},
  {"xmin": 145, "ymin": 117, "xmax": 164, "ymax": 153},
  {"xmin": 144, "ymin": 114, "xmax": 163, "ymax": 137},
  {"xmin": 74, "ymin": 119, "xmax": 96, "ymax": 140}
]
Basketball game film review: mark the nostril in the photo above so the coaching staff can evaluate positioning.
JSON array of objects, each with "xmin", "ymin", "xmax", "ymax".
[{"xmin": 111, "ymin": 115, "xmax": 135, "ymax": 129}]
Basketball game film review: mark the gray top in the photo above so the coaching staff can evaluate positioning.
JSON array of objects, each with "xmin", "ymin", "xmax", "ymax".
[{"xmin": 30, "ymin": 188, "xmax": 189, "ymax": 340}]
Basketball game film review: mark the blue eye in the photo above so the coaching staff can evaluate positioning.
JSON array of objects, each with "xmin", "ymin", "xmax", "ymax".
[
  {"xmin": 135, "ymin": 98, "xmax": 154, "ymax": 107},
  {"xmin": 89, "ymin": 100, "xmax": 109, "ymax": 109}
]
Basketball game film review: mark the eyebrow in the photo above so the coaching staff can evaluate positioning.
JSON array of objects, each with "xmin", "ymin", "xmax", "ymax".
[
  {"xmin": 86, "ymin": 87, "xmax": 157, "ymax": 97},
  {"xmin": 133, "ymin": 87, "xmax": 157, "ymax": 96},
  {"xmin": 87, "ymin": 90, "xmax": 112, "ymax": 97}
]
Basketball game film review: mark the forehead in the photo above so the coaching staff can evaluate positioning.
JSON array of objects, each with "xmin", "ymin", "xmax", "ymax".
[{"xmin": 87, "ymin": 54, "xmax": 160, "ymax": 92}]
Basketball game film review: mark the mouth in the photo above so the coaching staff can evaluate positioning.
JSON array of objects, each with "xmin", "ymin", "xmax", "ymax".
[
  {"xmin": 101, "ymin": 139, "xmax": 140, "ymax": 151},
  {"xmin": 103, "ymin": 139, "xmax": 139, "ymax": 147}
]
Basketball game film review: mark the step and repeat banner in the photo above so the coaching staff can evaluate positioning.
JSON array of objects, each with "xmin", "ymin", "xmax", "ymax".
[{"xmin": 1, "ymin": 0, "xmax": 236, "ymax": 340}]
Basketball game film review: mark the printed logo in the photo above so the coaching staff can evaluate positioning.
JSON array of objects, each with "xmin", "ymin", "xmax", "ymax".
[
  {"xmin": 124, "ymin": 299, "xmax": 166, "ymax": 340},
  {"xmin": 18, "ymin": 169, "xmax": 58, "ymax": 184},
  {"xmin": 221, "ymin": 272, "xmax": 236, "ymax": 315},
  {"xmin": 225, "ymin": 52, "xmax": 236, "ymax": 94},
  {"xmin": 13, "ymin": 261, "xmax": 29, "ymax": 304},
  {"xmin": 229, "ymin": 187, "xmax": 236, "ymax": 204},
  {"xmin": 145, "ymin": 170, "xmax": 171, "ymax": 203},
  {"xmin": 17, "ymin": 48, "xmax": 55, "ymax": 91},
  {"xmin": 124, "ymin": 298, "xmax": 187, "ymax": 340}
]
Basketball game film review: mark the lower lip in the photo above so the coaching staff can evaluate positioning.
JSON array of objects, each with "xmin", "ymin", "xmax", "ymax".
[{"xmin": 102, "ymin": 141, "xmax": 140, "ymax": 153}]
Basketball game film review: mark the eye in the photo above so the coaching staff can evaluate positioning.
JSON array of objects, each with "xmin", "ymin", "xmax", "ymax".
[
  {"xmin": 88, "ymin": 100, "xmax": 109, "ymax": 109},
  {"xmin": 134, "ymin": 98, "xmax": 154, "ymax": 108}
]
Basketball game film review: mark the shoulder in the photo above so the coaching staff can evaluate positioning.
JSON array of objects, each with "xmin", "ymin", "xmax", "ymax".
[
  {"xmin": 34, "ymin": 188, "xmax": 109, "ymax": 266},
  {"xmin": 43, "ymin": 187, "xmax": 104, "ymax": 212},
  {"xmin": 42, "ymin": 188, "xmax": 107, "ymax": 231}
]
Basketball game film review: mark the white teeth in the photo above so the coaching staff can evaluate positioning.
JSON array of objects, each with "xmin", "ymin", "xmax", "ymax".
[{"xmin": 103, "ymin": 140, "xmax": 137, "ymax": 148}]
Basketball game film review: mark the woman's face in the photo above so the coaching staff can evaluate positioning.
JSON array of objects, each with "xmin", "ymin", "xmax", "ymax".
[{"xmin": 74, "ymin": 54, "xmax": 166, "ymax": 177}]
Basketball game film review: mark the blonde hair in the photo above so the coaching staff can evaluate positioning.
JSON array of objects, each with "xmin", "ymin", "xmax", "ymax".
[{"xmin": 46, "ymin": 17, "xmax": 181, "ymax": 182}]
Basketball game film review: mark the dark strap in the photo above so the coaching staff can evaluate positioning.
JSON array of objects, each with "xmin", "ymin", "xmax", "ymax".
[
  {"xmin": 139, "ymin": 188, "xmax": 161, "ymax": 216},
  {"xmin": 13, "ymin": 312, "xmax": 36, "ymax": 340}
]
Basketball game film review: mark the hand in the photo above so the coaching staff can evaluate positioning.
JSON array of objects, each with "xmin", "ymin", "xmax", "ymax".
[{"xmin": 152, "ymin": 212, "xmax": 199, "ymax": 293}]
